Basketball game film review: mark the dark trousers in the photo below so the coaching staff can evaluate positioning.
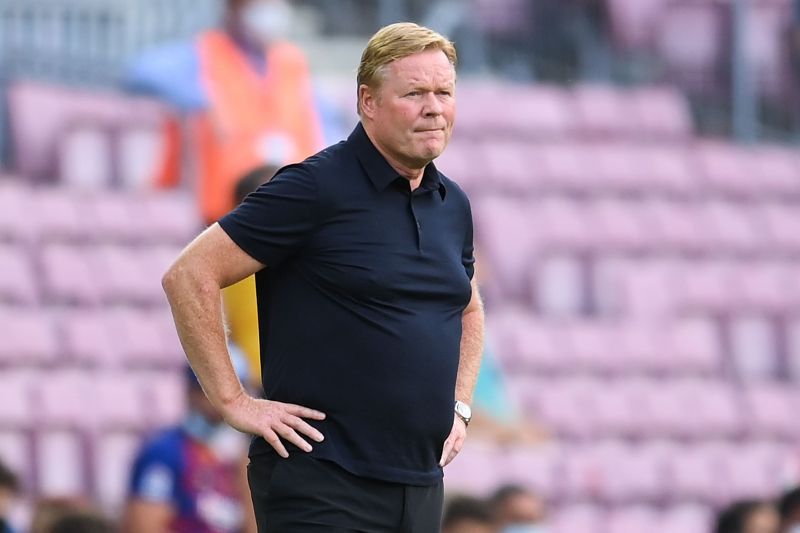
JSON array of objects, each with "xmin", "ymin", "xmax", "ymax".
[{"xmin": 247, "ymin": 453, "xmax": 444, "ymax": 533}]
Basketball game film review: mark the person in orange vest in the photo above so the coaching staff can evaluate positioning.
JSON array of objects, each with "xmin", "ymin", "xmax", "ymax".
[{"xmin": 125, "ymin": 0, "xmax": 324, "ymax": 224}]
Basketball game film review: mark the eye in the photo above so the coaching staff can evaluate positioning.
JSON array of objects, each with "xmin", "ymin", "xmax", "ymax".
[{"xmin": 405, "ymin": 90, "xmax": 421, "ymax": 97}]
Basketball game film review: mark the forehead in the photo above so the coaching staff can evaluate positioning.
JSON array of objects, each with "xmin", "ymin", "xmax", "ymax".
[{"xmin": 385, "ymin": 50, "xmax": 455, "ymax": 86}]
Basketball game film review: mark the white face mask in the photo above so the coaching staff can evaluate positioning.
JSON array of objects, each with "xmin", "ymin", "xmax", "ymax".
[
  {"xmin": 240, "ymin": 1, "xmax": 291, "ymax": 44},
  {"xmin": 503, "ymin": 525, "xmax": 547, "ymax": 533}
]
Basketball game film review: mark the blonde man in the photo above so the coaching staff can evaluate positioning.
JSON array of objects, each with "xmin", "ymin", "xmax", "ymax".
[{"xmin": 162, "ymin": 22, "xmax": 484, "ymax": 532}]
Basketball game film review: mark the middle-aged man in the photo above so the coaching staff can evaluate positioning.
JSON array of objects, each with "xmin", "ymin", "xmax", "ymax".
[{"xmin": 162, "ymin": 22, "xmax": 484, "ymax": 532}]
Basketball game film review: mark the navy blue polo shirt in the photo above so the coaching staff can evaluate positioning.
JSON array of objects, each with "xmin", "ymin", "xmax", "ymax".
[{"xmin": 218, "ymin": 123, "xmax": 474, "ymax": 486}]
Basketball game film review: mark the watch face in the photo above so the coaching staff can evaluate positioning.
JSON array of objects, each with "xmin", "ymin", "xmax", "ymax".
[{"xmin": 455, "ymin": 401, "xmax": 471, "ymax": 420}]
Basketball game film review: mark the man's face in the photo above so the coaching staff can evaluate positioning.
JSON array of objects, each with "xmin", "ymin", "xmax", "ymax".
[
  {"xmin": 361, "ymin": 49, "xmax": 456, "ymax": 169},
  {"xmin": 746, "ymin": 505, "xmax": 780, "ymax": 533},
  {"xmin": 495, "ymin": 493, "xmax": 546, "ymax": 526}
]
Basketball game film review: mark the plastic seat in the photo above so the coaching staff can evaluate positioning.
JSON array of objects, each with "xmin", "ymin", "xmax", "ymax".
[
  {"xmin": 743, "ymin": 385, "xmax": 800, "ymax": 439},
  {"xmin": 0, "ymin": 309, "xmax": 58, "ymax": 365},
  {"xmin": 605, "ymin": 505, "xmax": 661, "ymax": 533},
  {"xmin": 629, "ymin": 86, "xmax": 693, "ymax": 139},
  {"xmin": 40, "ymin": 244, "xmax": 101, "ymax": 305},
  {"xmin": 0, "ymin": 181, "xmax": 35, "ymax": 243},
  {"xmin": 0, "ymin": 245, "xmax": 38, "ymax": 305},
  {"xmin": 443, "ymin": 440, "xmax": 506, "ymax": 495}
]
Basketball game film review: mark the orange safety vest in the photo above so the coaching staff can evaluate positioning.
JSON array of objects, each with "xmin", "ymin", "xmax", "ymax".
[{"xmin": 155, "ymin": 29, "xmax": 322, "ymax": 223}]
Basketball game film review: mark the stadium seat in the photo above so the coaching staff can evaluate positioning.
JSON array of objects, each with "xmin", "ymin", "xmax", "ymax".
[
  {"xmin": 0, "ymin": 245, "xmax": 38, "ymax": 305},
  {"xmin": 0, "ymin": 309, "xmax": 59, "ymax": 366},
  {"xmin": 40, "ymin": 244, "xmax": 102, "ymax": 305}
]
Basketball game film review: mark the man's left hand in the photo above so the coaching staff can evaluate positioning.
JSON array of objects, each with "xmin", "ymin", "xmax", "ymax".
[{"xmin": 439, "ymin": 415, "xmax": 467, "ymax": 467}]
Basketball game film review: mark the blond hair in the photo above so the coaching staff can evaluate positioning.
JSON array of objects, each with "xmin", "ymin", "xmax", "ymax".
[{"xmin": 356, "ymin": 22, "xmax": 457, "ymax": 114}]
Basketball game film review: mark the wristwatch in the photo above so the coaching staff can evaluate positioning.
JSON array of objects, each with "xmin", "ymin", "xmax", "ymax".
[{"xmin": 454, "ymin": 400, "xmax": 472, "ymax": 427}]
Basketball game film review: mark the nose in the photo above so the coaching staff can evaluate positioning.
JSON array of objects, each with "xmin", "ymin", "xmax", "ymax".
[{"xmin": 422, "ymin": 92, "xmax": 442, "ymax": 117}]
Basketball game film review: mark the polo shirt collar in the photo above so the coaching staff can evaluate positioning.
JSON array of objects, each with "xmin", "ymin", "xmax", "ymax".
[{"xmin": 350, "ymin": 123, "xmax": 447, "ymax": 200}]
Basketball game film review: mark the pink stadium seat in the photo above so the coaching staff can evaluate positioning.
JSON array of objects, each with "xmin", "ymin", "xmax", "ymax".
[
  {"xmin": 571, "ymin": 85, "xmax": 632, "ymax": 138},
  {"xmin": 661, "ymin": 504, "xmax": 712, "ymax": 533},
  {"xmin": 0, "ymin": 372, "xmax": 35, "ymax": 428},
  {"xmin": 142, "ymin": 371, "xmax": 187, "ymax": 428},
  {"xmin": 721, "ymin": 441, "xmax": 793, "ymax": 501},
  {"xmin": 695, "ymin": 142, "xmax": 760, "ymax": 197},
  {"xmin": 533, "ymin": 144, "xmax": 593, "ymax": 193},
  {"xmin": 85, "ymin": 191, "xmax": 140, "ymax": 242},
  {"xmin": 761, "ymin": 204, "xmax": 800, "ymax": 252},
  {"xmin": 534, "ymin": 197, "xmax": 597, "ymax": 252},
  {"xmin": 137, "ymin": 193, "xmax": 200, "ymax": 245},
  {"xmin": 107, "ymin": 309, "xmax": 180, "ymax": 368},
  {"xmin": 473, "ymin": 197, "xmax": 532, "ymax": 298},
  {"xmin": 678, "ymin": 260, "xmax": 738, "ymax": 313},
  {"xmin": 646, "ymin": 200, "xmax": 709, "ymax": 253},
  {"xmin": 752, "ymin": 147, "xmax": 800, "ymax": 196},
  {"xmin": 634, "ymin": 145, "xmax": 696, "ymax": 194},
  {"xmin": 0, "ymin": 245, "xmax": 38, "ymax": 305},
  {"xmin": 443, "ymin": 441, "xmax": 507, "ymax": 496},
  {"xmin": 32, "ymin": 189, "xmax": 91, "ymax": 242},
  {"xmin": 499, "ymin": 315, "xmax": 570, "ymax": 372},
  {"xmin": 629, "ymin": 86, "xmax": 693, "ymax": 139},
  {"xmin": 36, "ymin": 371, "xmax": 92, "ymax": 429},
  {"xmin": 92, "ymin": 375, "xmax": 147, "ymax": 431},
  {"xmin": 482, "ymin": 141, "xmax": 537, "ymax": 193},
  {"xmin": 90, "ymin": 245, "xmax": 163, "ymax": 305},
  {"xmin": 743, "ymin": 385, "xmax": 800, "ymax": 439},
  {"xmin": 501, "ymin": 445, "xmax": 560, "ymax": 499},
  {"xmin": 551, "ymin": 504, "xmax": 606, "ymax": 533},
  {"xmin": 605, "ymin": 505, "xmax": 661, "ymax": 533},
  {"xmin": 729, "ymin": 314, "xmax": 779, "ymax": 381},
  {"xmin": 589, "ymin": 199, "xmax": 651, "ymax": 252},
  {"xmin": 531, "ymin": 377, "xmax": 599, "ymax": 439},
  {"xmin": 0, "ymin": 180, "xmax": 35, "ymax": 243},
  {"xmin": 40, "ymin": 244, "xmax": 101, "ymax": 305},
  {"xmin": 0, "ymin": 309, "xmax": 58, "ymax": 365},
  {"xmin": 566, "ymin": 322, "xmax": 621, "ymax": 374},
  {"xmin": 7, "ymin": 81, "xmax": 168, "ymax": 183},
  {"xmin": 668, "ymin": 317, "xmax": 722, "ymax": 375},
  {"xmin": 58, "ymin": 125, "xmax": 113, "ymax": 189},
  {"xmin": 701, "ymin": 201, "xmax": 761, "ymax": 254},
  {"xmin": 666, "ymin": 441, "xmax": 729, "ymax": 504},
  {"xmin": 59, "ymin": 310, "xmax": 118, "ymax": 367},
  {"xmin": 534, "ymin": 255, "xmax": 586, "ymax": 318}
]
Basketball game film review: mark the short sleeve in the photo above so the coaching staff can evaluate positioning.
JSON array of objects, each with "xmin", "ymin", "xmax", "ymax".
[
  {"xmin": 218, "ymin": 165, "xmax": 321, "ymax": 268},
  {"xmin": 128, "ymin": 441, "xmax": 181, "ymax": 503},
  {"xmin": 462, "ymin": 198, "xmax": 475, "ymax": 280}
]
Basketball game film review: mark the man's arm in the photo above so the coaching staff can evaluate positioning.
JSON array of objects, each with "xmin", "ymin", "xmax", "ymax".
[
  {"xmin": 440, "ymin": 278, "xmax": 485, "ymax": 467},
  {"xmin": 162, "ymin": 223, "xmax": 325, "ymax": 457}
]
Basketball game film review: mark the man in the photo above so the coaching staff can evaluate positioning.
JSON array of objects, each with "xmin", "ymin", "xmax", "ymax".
[
  {"xmin": 715, "ymin": 500, "xmax": 780, "ymax": 533},
  {"xmin": 123, "ymin": 352, "xmax": 255, "ymax": 533},
  {"xmin": 126, "ymin": 0, "xmax": 322, "ymax": 224},
  {"xmin": 779, "ymin": 486, "xmax": 800, "ymax": 533},
  {"xmin": 489, "ymin": 485, "xmax": 547, "ymax": 532},
  {"xmin": 162, "ymin": 21, "xmax": 484, "ymax": 532},
  {"xmin": 0, "ymin": 460, "xmax": 19, "ymax": 533},
  {"xmin": 442, "ymin": 496, "xmax": 497, "ymax": 533}
]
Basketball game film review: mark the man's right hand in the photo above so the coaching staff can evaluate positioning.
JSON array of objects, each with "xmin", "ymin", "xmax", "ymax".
[{"xmin": 222, "ymin": 393, "xmax": 326, "ymax": 458}]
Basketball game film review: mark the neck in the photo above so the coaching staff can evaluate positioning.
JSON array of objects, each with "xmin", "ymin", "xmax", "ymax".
[{"xmin": 362, "ymin": 126, "xmax": 426, "ymax": 191}]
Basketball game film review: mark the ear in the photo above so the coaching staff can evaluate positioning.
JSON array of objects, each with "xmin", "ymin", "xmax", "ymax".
[{"xmin": 358, "ymin": 84, "xmax": 379, "ymax": 120}]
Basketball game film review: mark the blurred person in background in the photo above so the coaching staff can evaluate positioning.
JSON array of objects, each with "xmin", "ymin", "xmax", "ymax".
[
  {"xmin": 223, "ymin": 164, "xmax": 280, "ymax": 381},
  {"xmin": 442, "ymin": 495, "xmax": 497, "ymax": 533},
  {"xmin": 162, "ymin": 21, "xmax": 483, "ymax": 532},
  {"xmin": 122, "ymin": 349, "xmax": 255, "ymax": 533},
  {"xmin": 779, "ymin": 486, "xmax": 800, "ymax": 532},
  {"xmin": 715, "ymin": 500, "xmax": 780, "ymax": 533},
  {"xmin": 30, "ymin": 498, "xmax": 96, "ymax": 533},
  {"xmin": 489, "ymin": 485, "xmax": 547, "ymax": 533},
  {"xmin": 125, "ymin": 0, "xmax": 322, "ymax": 225},
  {"xmin": 0, "ymin": 460, "xmax": 19, "ymax": 533},
  {"xmin": 49, "ymin": 511, "xmax": 117, "ymax": 533}
]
